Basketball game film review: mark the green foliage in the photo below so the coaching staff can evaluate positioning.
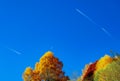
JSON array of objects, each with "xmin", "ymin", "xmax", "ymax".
[
  {"xmin": 94, "ymin": 56, "xmax": 120, "ymax": 81},
  {"xmin": 23, "ymin": 51, "xmax": 120, "ymax": 81}
]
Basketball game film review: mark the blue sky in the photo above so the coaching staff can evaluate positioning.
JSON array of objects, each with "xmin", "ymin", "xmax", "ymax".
[{"xmin": 0, "ymin": 0, "xmax": 120, "ymax": 80}]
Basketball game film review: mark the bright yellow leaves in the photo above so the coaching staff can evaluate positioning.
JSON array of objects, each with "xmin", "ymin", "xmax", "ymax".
[
  {"xmin": 23, "ymin": 51, "xmax": 69, "ymax": 81},
  {"xmin": 23, "ymin": 67, "xmax": 41, "ymax": 81},
  {"xmin": 40, "ymin": 51, "xmax": 53, "ymax": 59},
  {"xmin": 23, "ymin": 67, "xmax": 33, "ymax": 81},
  {"xmin": 78, "ymin": 54, "xmax": 114, "ymax": 81},
  {"xmin": 95, "ymin": 55, "xmax": 113, "ymax": 73},
  {"xmin": 24, "ymin": 67, "xmax": 32, "ymax": 75},
  {"xmin": 94, "ymin": 55, "xmax": 120, "ymax": 81}
]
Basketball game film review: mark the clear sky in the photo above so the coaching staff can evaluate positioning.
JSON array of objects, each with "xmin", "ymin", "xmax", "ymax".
[{"xmin": 0, "ymin": 0, "xmax": 120, "ymax": 80}]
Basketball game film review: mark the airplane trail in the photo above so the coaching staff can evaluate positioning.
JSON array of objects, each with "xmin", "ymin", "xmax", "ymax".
[
  {"xmin": 7, "ymin": 47, "xmax": 22, "ymax": 55},
  {"xmin": 76, "ymin": 8, "xmax": 97, "ymax": 25},
  {"xmin": 76, "ymin": 8, "xmax": 112, "ymax": 38},
  {"xmin": 101, "ymin": 27, "xmax": 112, "ymax": 37}
]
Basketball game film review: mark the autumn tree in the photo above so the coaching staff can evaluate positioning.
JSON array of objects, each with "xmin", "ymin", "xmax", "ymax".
[
  {"xmin": 94, "ymin": 55, "xmax": 120, "ymax": 81},
  {"xmin": 23, "ymin": 51, "xmax": 69, "ymax": 81},
  {"xmin": 77, "ymin": 61, "xmax": 97, "ymax": 81},
  {"xmin": 76, "ymin": 55, "xmax": 116, "ymax": 81}
]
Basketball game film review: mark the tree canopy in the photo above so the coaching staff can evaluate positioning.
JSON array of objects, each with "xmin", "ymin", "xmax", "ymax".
[{"xmin": 23, "ymin": 51, "xmax": 69, "ymax": 81}]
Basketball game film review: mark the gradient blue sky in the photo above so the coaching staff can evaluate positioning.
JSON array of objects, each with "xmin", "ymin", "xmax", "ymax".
[{"xmin": 0, "ymin": 0, "xmax": 120, "ymax": 80}]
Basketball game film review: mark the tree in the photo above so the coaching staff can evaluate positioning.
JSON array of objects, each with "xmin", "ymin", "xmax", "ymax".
[
  {"xmin": 77, "ymin": 61, "xmax": 97, "ymax": 81},
  {"xmin": 23, "ymin": 51, "xmax": 69, "ymax": 81},
  {"xmin": 77, "ymin": 55, "xmax": 116, "ymax": 81},
  {"xmin": 94, "ymin": 55, "xmax": 113, "ymax": 74},
  {"xmin": 94, "ymin": 55, "xmax": 120, "ymax": 81}
]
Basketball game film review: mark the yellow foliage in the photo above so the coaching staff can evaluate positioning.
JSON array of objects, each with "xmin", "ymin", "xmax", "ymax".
[
  {"xmin": 95, "ymin": 55, "xmax": 113, "ymax": 73},
  {"xmin": 24, "ymin": 67, "xmax": 32, "ymax": 75},
  {"xmin": 23, "ymin": 67, "xmax": 33, "ymax": 81},
  {"xmin": 23, "ymin": 51, "xmax": 69, "ymax": 81},
  {"xmin": 40, "ymin": 51, "xmax": 53, "ymax": 59}
]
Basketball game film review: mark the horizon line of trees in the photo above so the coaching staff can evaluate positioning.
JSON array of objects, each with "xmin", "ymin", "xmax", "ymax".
[{"xmin": 22, "ymin": 51, "xmax": 120, "ymax": 81}]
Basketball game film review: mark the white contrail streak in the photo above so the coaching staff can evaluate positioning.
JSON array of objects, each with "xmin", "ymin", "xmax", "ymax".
[
  {"xmin": 76, "ymin": 8, "xmax": 97, "ymax": 25},
  {"xmin": 7, "ymin": 47, "xmax": 22, "ymax": 55},
  {"xmin": 101, "ymin": 27, "xmax": 111, "ymax": 37},
  {"xmin": 76, "ymin": 8, "xmax": 112, "ymax": 37}
]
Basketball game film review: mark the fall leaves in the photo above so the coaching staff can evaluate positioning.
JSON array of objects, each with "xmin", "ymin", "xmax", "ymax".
[
  {"xmin": 95, "ymin": 55, "xmax": 113, "ymax": 73},
  {"xmin": 23, "ymin": 51, "xmax": 120, "ymax": 81},
  {"xmin": 23, "ymin": 51, "xmax": 69, "ymax": 81},
  {"xmin": 78, "ymin": 54, "xmax": 120, "ymax": 81}
]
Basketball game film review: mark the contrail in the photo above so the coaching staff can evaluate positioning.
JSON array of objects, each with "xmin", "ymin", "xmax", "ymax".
[
  {"xmin": 7, "ymin": 47, "xmax": 22, "ymax": 55},
  {"xmin": 76, "ymin": 8, "xmax": 112, "ymax": 37},
  {"xmin": 76, "ymin": 8, "xmax": 97, "ymax": 25},
  {"xmin": 101, "ymin": 27, "xmax": 111, "ymax": 37}
]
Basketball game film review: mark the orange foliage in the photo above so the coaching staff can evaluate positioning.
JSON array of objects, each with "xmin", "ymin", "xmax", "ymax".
[
  {"xmin": 23, "ymin": 51, "xmax": 69, "ymax": 81},
  {"xmin": 79, "ymin": 55, "xmax": 113, "ymax": 81},
  {"xmin": 95, "ymin": 55, "xmax": 113, "ymax": 73},
  {"xmin": 80, "ymin": 61, "xmax": 97, "ymax": 81}
]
